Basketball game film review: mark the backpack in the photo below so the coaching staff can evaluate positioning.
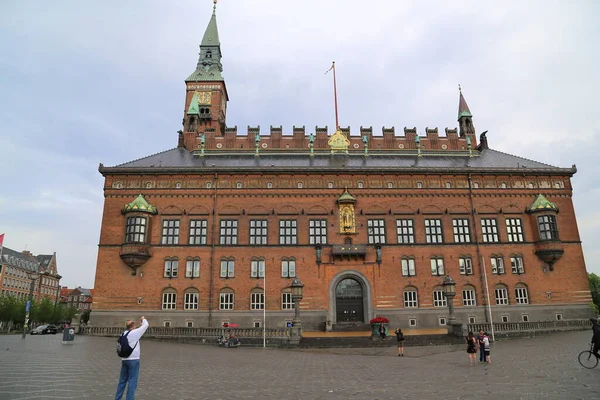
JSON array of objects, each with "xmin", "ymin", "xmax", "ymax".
[
  {"xmin": 397, "ymin": 330, "xmax": 404, "ymax": 340},
  {"xmin": 116, "ymin": 331, "xmax": 138, "ymax": 358}
]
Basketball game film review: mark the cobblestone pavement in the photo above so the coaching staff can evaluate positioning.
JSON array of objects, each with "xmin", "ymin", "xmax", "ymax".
[{"xmin": 0, "ymin": 330, "xmax": 598, "ymax": 400}]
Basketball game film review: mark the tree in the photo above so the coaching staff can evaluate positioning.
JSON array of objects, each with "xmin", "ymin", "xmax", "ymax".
[
  {"xmin": 590, "ymin": 273, "xmax": 600, "ymax": 314},
  {"xmin": 36, "ymin": 298, "xmax": 54, "ymax": 324}
]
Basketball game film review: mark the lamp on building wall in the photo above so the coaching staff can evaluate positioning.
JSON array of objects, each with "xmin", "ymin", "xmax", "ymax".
[
  {"xmin": 290, "ymin": 277, "xmax": 304, "ymax": 329},
  {"xmin": 22, "ymin": 271, "xmax": 40, "ymax": 339},
  {"xmin": 442, "ymin": 275, "xmax": 457, "ymax": 324},
  {"xmin": 315, "ymin": 245, "xmax": 322, "ymax": 266}
]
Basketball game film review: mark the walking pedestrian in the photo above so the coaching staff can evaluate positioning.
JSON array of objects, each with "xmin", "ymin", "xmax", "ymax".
[
  {"xmin": 483, "ymin": 332, "xmax": 491, "ymax": 364},
  {"xmin": 115, "ymin": 316, "xmax": 149, "ymax": 400},
  {"xmin": 395, "ymin": 328, "xmax": 405, "ymax": 356},
  {"xmin": 476, "ymin": 329, "xmax": 486, "ymax": 363},
  {"xmin": 466, "ymin": 331, "xmax": 477, "ymax": 365}
]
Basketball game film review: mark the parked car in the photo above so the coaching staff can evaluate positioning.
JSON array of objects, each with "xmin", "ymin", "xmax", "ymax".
[{"xmin": 30, "ymin": 325, "xmax": 58, "ymax": 335}]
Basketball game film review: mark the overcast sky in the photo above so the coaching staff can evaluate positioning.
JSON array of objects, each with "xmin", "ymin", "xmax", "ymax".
[{"xmin": 0, "ymin": 0, "xmax": 599, "ymax": 288}]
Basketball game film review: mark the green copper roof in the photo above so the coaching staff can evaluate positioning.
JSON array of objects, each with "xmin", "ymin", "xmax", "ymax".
[
  {"xmin": 123, "ymin": 194, "xmax": 158, "ymax": 215},
  {"xmin": 337, "ymin": 189, "xmax": 356, "ymax": 203},
  {"xmin": 187, "ymin": 92, "xmax": 200, "ymax": 115},
  {"xmin": 201, "ymin": 11, "xmax": 220, "ymax": 47},
  {"xmin": 526, "ymin": 194, "xmax": 558, "ymax": 213},
  {"xmin": 186, "ymin": 6, "xmax": 224, "ymax": 82}
]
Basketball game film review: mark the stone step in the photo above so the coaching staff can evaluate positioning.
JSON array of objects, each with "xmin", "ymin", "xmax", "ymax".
[
  {"xmin": 299, "ymin": 334, "xmax": 465, "ymax": 348},
  {"xmin": 331, "ymin": 322, "xmax": 372, "ymax": 332}
]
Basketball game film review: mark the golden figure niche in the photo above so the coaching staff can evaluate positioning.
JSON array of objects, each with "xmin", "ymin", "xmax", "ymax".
[{"xmin": 339, "ymin": 204, "xmax": 356, "ymax": 234}]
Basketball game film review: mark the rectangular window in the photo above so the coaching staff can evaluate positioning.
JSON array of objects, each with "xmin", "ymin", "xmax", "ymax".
[
  {"xmin": 220, "ymin": 260, "xmax": 235, "ymax": 278},
  {"xmin": 452, "ymin": 219, "xmax": 471, "ymax": 243},
  {"xmin": 281, "ymin": 259, "xmax": 296, "ymax": 278},
  {"xmin": 404, "ymin": 291, "xmax": 418, "ymax": 308},
  {"xmin": 250, "ymin": 259, "xmax": 265, "ymax": 278},
  {"xmin": 511, "ymin": 256, "xmax": 525, "ymax": 274},
  {"xmin": 189, "ymin": 220, "xmax": 208, "ymax": 245},
  {"xmin": 425, "ymin": 219, "xmax": 443, "ymax": 243},
  {"xmin": 401, "ymin": 258, "xmax": 416, "ymax": 276},
  {"xmin": 506, "ymin": 218, "xmax": 524, "ymax": 242},
  {"xmin": 459, "ymin": 257, "xmax": 473, "ymax": 275},
  {"xmin": 462, "ymin": 289, "xmax": 476, "ymax": 306},
  {"xmin": 125, "ymin": 216, "xmax": 147, "ymax": 243},
  {"xmin": 164, "ymin": 260, "xmax": 178, "ymax": 278},
  {"xmin": 161, "ymin": 219, "xmax": 180, "ymax": 245},
  {"xmin": 501, "ymin": 315, "xmax": 509, "ymax": 323},
  {"xmin": 521, "ymin": 315, "xmax": 529, "ymax": 322},
  {"xmin": 515, "ymin": 287, "xmax": 529, "ymax": 304},
  {"xmin": 396, "ymin": 219, "xmax": 415, "ymax": 244},
  {"xmin": 430, "ymin": 258, "xmax": 444, "ymax": 276},
  {"xmin": 537, "ymin": 215, "xmax": 558, "ymax": 240},
  {"xmin": 162, "ymin": 292, "xmax": 176, "ymax": 310},
  {"xmin": 219, "ymin": 220, "xmax": 238, "ymax": 245},
  {"xmin": 249, "ymin": 220, "xmax": 268, "ymax": 245},
  {"xmin": 309, "ymin": 219, "xmax": 327, "ymax": 245},
  {"xmin": 433, "ymin": 290, "xmax": 447, "ymax": 307},
  {"xmin": 250, "ymin": 292, "xmax": 265, "ymax": 310},
  {"xmin": 495, "ymin": 288, "xmax": 508, "ymax": 305},
  {"xmin": 490, "ymin": 257, "xmax": 505, "ymax": 274},
  {"xmin": 219, "ymin": 292, "xmax": 234, "ymax": 310},
  {"xmin": 184, "ymin": 292, "xmax": 199, "ymax": 310},
  {"xmin": 279, "ymin": 220, "xmax": 297, "ymax": 245},
  {"xmin": 367, "ymin": 219, "xmax": 386, "ymax": 244},
  {"xmin": 185, "ymin": 260, "xmax": 200, "ymax": 278},
  {"xmin": 281, "ymin": 293, "xmax": 294, "ymax": 309},
  {"xmin": 481, "ymin": 219, "xmax": 499, "ymax": 243}
]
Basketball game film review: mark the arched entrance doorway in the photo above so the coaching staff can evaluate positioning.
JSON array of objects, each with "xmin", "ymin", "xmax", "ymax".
[{"xmin": 335, "ymin": 278, "xmax": 364, "ymax": 322}]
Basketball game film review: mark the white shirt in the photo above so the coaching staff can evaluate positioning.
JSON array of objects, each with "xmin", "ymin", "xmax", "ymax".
[{"xmin": 121, "ymin": 319, "xmax": 149, "ymax": 360}]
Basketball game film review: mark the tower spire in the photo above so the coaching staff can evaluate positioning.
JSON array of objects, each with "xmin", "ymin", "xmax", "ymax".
[
  {"xmin": 457, "ymin": 85, "xmax": 475, "ymax": 137},
  {"xmin": 186, "ymin": 0, "xmax": 223, "ymax": 82}
]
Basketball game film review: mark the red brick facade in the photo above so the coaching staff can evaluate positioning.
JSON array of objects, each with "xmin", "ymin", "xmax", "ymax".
[{"xmin": 91, "ymin": 8, "xmax": 592, "ymax": 330}]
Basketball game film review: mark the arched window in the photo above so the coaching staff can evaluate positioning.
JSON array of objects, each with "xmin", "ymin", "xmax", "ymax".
[
  {"xmin": 206, "ymin": 50, "xmax": 212, "ymax": 58},
  {"xmin": 403, "ymin": 286, "xmax": 418, "ymax": 308},
  {"xmin": 328, "ymin": 182, "xmax": 334, "ymax": 189},
  {"xmin": 250, "ymin": 288, "xmax": 264, "ymax": 310},
  {"xmin": 281, "ymin": 257, "xmax": 296, "ymax": 278},
  {"xmin": 432, "ymin": 286, "xmax": 446, "ymax": 307},
  {"xmin": 250, "ymin": 257, "xmax": 265, "ymax": 278},
  {"xmin": 494, "ymin": 284, "xmax": 508, "ymax": 305},
  {"xmin": 500, "ymin": 182, "xmax": 507, "ymax": 189},
  {"xmin": 515, "ymin": 284, "xmax": 529, "ymax": 304},
  {"xmin": 206, "ymin": 182, "xmax": 212, "ymax": 189},
  {"xmin": 162, "ymin": 288, "xmax": 177, "ymax": 310},
  {"xmin": 184, "ymin": 288, "xmax": 199, "ymax": 310},
  {"xmin": 401, "ymin": 257, "xmax": 415, "ymax": 276},
  {"xmin": 462, "ymin": 285, "xmax": 476, "ymax": 306},
  {"xmin": 219, "ymin": 288, "xmax": 234, "ymax": 310},
  {"xmin": 357, "ymin": 181, "xmax": 364, "ymax": 188}
]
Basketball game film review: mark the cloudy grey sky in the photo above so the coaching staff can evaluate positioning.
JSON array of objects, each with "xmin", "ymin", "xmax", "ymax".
[{"xmin": 0, "ymin": 0, "xmax": 598, "ymax": 287}]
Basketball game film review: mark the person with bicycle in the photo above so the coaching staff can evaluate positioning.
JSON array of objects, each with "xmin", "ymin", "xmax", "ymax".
[{"xmin": 591, "ymin": 317, "xmax": 600, "ymax": 358}]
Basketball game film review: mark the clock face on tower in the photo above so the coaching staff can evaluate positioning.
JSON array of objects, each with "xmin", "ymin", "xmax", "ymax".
[{"xmin": 196, "ymin": 91, "xmax": 212, "ymax": 105}]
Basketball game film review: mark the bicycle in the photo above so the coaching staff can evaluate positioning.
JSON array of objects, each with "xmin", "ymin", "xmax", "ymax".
[{"xmin": 578, "ymin": 343, "xmax": 599, "ymax": 369}]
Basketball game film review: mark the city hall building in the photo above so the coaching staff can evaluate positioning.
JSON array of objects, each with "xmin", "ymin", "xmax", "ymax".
[{"xmin": 91, "ymin": 4, "xmax": 592, "ymax": 330}]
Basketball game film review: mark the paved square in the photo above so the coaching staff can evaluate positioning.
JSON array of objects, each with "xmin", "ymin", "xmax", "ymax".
[{"xmin": 0, "ymin": 330, "xmax": 598, "ymax": 399}]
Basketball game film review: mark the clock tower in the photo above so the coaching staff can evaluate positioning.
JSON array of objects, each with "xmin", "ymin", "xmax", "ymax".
[{"xmin": 180, "ymin": 0, "xmax": 229, "ymax": 150}]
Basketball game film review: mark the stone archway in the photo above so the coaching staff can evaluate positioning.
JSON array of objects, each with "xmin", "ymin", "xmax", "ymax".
[{"xmin": 328, "ymin": 271, "xmax": 373, "ymax": 325}]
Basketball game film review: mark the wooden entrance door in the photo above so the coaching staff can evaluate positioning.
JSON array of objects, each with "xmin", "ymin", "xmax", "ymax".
[{"xmin": 335, "ymin": 278, "xmax": 364, "ymax": 322}]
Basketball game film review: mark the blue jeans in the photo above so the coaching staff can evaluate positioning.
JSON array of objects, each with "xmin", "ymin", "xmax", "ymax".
[
  {"xmin": 115, "ymin": 359, "xmax": 140, "ymax": 400},
  {"xmin": 479, "ymin": 345, "xmax": 486, "ymax": 362}
]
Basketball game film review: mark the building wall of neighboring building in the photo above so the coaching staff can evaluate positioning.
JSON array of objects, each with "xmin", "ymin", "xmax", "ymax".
[
  {"xmin": 91, "ymin": 171, "xmax": 592, "ymax": 329},
  {"xmin": 61, "ymin": 288, "xmax": 93, "ymax": 312}
]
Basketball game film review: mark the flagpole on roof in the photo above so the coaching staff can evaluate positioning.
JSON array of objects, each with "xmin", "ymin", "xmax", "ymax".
[{"xmin": 326, "ymin": 62, "xmax": 340, "ymax": 130}]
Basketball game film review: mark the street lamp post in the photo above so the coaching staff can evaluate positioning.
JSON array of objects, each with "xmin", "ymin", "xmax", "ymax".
[
  {"xmin": 22, "ymin": 271, "xmax": 40, "ymax": 339},
  {"xmin": 290, "ymin": 277, "xmax": 304, "ymax": 329},
  {"xmin": 442, "ymin": 274, "xmax": 457, "ymax": 324},
  {"xmin": 52, "ymin": 274, "xmax": 63, "ymax": 323}
]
